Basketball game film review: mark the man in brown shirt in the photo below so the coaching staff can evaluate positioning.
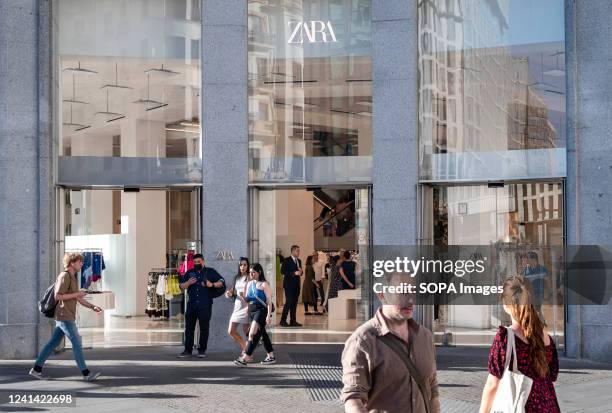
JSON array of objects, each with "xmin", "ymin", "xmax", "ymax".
[
  {"xmin": 341, "ymin": 273, "xmax": 440, "ymax": 413},
  {"xmin": 30, "ymin": 253, "xmax": 103, "ymax": 381}
]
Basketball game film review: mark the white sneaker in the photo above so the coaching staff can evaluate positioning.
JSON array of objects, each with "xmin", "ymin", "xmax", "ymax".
[
  {"xmin": 29, "ymin": 368, "xmax": 47, "ymax": 380},
  {"xmin": 233, "ymin": 357, "xmax": 248, "ymax": 367},
  {"xmin": 261, "ymin": 356, "xmax": 276, "ymax": 365},
  {"xmin": 83, "ymin": 372, "xmax": 101, "ymax": 382}
]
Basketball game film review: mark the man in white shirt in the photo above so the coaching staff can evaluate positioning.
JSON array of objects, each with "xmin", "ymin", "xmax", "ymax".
[{"xmin": 313, "ymin": 252, "xmax": 327, "ymax": 311}]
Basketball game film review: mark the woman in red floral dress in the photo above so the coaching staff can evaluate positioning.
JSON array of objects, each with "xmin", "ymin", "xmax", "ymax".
[{"xmin": 479, "ymin": 275, "xmax": 560, "ymax": 413}]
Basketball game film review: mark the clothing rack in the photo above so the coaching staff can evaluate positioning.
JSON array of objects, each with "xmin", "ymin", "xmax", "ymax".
[{"xmin": 146, "ymin": 269, "xmax": 184, "ymax": 320}]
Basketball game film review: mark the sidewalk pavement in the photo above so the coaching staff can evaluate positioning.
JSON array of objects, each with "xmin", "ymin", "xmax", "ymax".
[{"xmin": 1, "ymin": 344, "xmax": 611, "ymax": 412}]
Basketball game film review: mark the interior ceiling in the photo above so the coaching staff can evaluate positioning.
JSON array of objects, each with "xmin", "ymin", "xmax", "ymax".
[
  {"xmin": 61, "ymin": 53, "xmax": 372, "ymax": 140},
  {"xmin": 61, "ymin": 56, "xmax": 200, "ymax": 138}
]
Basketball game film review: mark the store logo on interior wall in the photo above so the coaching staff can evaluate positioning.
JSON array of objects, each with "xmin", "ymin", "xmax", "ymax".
[
  {"xmin": 288, "ymin": 21, "xmax": 337, "ymax": 44},
  {"xmin": 215, "ymin": 250, "xmax": 235, "ymax": 261}
]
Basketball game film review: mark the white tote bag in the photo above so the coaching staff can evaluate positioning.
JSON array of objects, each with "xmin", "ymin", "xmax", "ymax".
[{"xmin": 490, "ymin": 327, "xmax": 533, "ymax": 413}]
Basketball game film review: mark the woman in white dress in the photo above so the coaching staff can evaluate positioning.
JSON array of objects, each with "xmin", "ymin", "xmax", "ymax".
[{"xmin": 225, "ymin": 257, "xmax": 251, "ymax": 351}]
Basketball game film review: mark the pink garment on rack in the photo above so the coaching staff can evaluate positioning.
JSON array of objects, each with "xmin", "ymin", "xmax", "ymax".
[{"xmin": 179, "ymin": 250, "xmax": 195, "ymax": 275}]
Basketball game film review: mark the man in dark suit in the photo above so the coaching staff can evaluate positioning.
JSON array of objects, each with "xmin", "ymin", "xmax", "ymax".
[{"xmin": 280, "ymin": 245, "xmax": 303, "ymax": 327}]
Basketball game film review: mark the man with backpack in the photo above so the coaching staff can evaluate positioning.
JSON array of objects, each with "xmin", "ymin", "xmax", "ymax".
[
  {"xmin": 178, "ymin": 253, "xmax": 225, "ymax": 358},
  {"xmin": 30, "ymin": 253, "xmax": 103, "ymax": 381}
]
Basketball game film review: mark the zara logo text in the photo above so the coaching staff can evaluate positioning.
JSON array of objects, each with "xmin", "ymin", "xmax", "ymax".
[{"xmin": 288, "ymin": 20, "xmax": 338, "ymax": 44}]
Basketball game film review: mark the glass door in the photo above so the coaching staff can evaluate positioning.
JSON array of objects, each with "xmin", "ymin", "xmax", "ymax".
[
  {"xmin": 248, "ymin": 188, "xmax": 279, "ymax": 323},
  {"xmin": 430, "ymin": 182, "xmax": 565, "ymax": 346},
  {"xmin": 355, "ymin": 187, "xmax": 373, "ymax": 321}
]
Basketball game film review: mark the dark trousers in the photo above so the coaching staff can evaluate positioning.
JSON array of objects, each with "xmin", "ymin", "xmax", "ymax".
[
  {"xmin": 245, "ymin": 325, "xmax": 274, "ymax": 356},
  {"xmin": 184, "ymin": 306, "xmax": 211, "ymax": 353},
  {"xmin": 281, "ymin": 285, "xmax": 299, "ymax": 324},
  {"xmin": 304, "ymin": 286, "xmax": 319, "ymax": 312},
  {"xmin": 316, "ymin": 282, "xmax": 325, "ymax": 306}
]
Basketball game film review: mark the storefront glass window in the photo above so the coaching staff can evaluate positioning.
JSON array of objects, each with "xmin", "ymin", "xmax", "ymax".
[
  {"xmin": 431, "ymin": 182, "xmax": 565, "ymax": 347},
  {"xmin": 248, "ymin": 0, "xmax": 372, "ymax": 184},
  {"xmin": 418, "ymin": 0, "xmax": 566, "ymax": 182},
  {"xmin": 56, "ymin": 0, "xmax": 202, "ymax": 186}
]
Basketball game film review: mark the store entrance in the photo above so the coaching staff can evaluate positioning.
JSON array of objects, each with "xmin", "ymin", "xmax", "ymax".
[
  {"xmin": 56, "ymin": 187, "xmax": 201, "ymax": 348},
  {"xmin": 249, "ymin": 187, "xmax": 372, "ymax": 344}
]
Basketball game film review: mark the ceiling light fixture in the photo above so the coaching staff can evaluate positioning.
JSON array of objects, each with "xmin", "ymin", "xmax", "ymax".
[
  {"xmin": 144, "ymin": 63, "xmax": 180, "ymax": 76},
  {"xmin": 133, "ymin": 73, "xmax": 167, "ymax": 111},
  {"xmin": 62, "ymin": 104, "xmax": 91, "ymax": 131},
  {"xmin": 101, "ymin": 62, "xmax": 133, "ymax": 90},
  {"xmin": 62, "ymin": 73, "xmax": 90, "ymax": 105},
  {"xmin": 62, "ymin": 61, "xmax": 98, "ymax": 74},
  {"xmin": 95, "ymin": 88, "xmax": 125, "ymax": 122}
]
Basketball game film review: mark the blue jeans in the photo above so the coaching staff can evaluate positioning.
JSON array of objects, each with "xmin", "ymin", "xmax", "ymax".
[{"xmin": 35, "ymin": 320, "xmax": 87, "ymax": 372}]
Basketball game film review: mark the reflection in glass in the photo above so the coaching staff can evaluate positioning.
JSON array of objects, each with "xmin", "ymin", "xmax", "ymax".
[
  {"xmin": 432, "ymin": 182, "xmax": 564, "ymax": 347},
  {"xmin": 248, "ymin": 0, "xmax": 372, "ymax": 184},
  {"xmin": 418, "ymin": 0, "xmax": 566, "ymax": 181},
  {"xmin": 58, "ymin": 0, "xmax": 201, "ymax": 161}
]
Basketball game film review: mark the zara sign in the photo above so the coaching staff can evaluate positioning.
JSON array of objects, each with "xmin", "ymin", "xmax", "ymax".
[{"xmin": 288, "ymin": 20, "xmax": 338, "ymax": 44}]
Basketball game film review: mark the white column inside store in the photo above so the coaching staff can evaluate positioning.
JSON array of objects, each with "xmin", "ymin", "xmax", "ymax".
[{"xmin": 120, "ymin": 119, "xmax": 167, "ymax": 315}]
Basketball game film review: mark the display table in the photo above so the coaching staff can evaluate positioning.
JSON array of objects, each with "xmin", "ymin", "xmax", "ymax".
[
  {"xmin": 77, "ymin": 291, "xmax": 115, "ymax": 328},
  {"xmin": 328, "ymin": 288, "xmax": 361, "ymax": 320}
]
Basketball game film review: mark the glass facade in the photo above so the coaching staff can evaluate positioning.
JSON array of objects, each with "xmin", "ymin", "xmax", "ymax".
[
  {"xmin": 431, "ymin": 182, "xmax": 565, "ymax": 345},
  {"xmin": 418, "ymin": 0, "xmax": 567, "ymax": 346},
  {"xmin": 248, "ymin": 0, "xmax": 372, "ymax": 185},
  {"xmin": 418, "ymin": 0, "xmax": 566, "ymax": 182},
  {"xmin": 57, "ymin": 0, "xmax": 202, "ymax": 186}
]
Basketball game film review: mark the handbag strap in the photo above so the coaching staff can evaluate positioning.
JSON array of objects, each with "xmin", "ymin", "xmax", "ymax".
[
  {"xmin": 504, "ymin": 327, "xmax": 518, "ymax": 372},
  {"xmin": 377, "ymin": 334, "xmax": 431, "ymax": 413},
  {"xmin": 250, "ymin": 282, "xmax": 268, "ymax": 307}
]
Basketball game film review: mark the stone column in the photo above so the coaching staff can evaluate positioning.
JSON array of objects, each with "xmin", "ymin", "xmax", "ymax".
[
  {"xmin": 565, "ymin": 0, "xmax": 612, "ymax": 362},
  {"xmin": 201, "ymin": 0, "xmax": 248, "ymax": 351},
  {"xmin": 0, "ymin": 0, "xmax": 55, "ymax": 358},
  {"xmin": 371, "ymin": 0, "xmax": 418, "ymax": 246}
]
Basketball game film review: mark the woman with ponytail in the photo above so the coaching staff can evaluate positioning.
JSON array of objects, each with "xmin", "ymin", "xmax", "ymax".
[{"xmin": 479, "ymin": 275, "xmax": 560, "ymax": 413}]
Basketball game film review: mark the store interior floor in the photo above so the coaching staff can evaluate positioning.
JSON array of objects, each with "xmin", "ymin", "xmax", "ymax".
[
  {"xmin": 79, "ymin": 315, "xmax": 185, "ymax": 349},
  {"xmin": 269, "ymin": 306, "xmax": 361, "ymax": 344},
  {"xmin": 76, "ymin": 307, "xmax": 361, "ymax": 349}
]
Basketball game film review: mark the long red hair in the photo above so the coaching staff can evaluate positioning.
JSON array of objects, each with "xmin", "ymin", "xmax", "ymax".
[{"xmin": 501, "ymin": 275, "xmax": 548, "ymax": 378}]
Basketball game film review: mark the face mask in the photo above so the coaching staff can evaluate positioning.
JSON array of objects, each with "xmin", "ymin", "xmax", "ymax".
[{"xmin": 194, "ymin": 264, "xmax": 203, "ymax": 271}]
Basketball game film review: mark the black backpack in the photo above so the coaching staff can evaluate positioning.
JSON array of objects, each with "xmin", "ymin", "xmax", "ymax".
[
  {"xmin": 39, "ymin": 284, "xmax": 57, "ymax": 318},
  {"xmin": 39, "ymin": 272, "xmax": 72, "ymax": 318},
  {"xmin": 209, "ymin": 277, "xmax": 227, "ymax": 299}
]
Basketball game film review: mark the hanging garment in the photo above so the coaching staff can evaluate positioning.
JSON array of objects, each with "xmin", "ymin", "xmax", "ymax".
[
  {"xmin": 146, "ymin": 272, "xmax": 168, "ymax": 318},
  {"xmin": 170, "ymin": 275, "xmax": 181, "ymax": 295},
  {"xmin": 81, "ymin": 251, "xmax": 94, "ymax": 288},
  {"xmin": 179, "ymin": 250, "xmax": 195, "ymax": 275},
  {"xmin": 164, "ymin": 275, "xmax": 174, "ymax": 300},
  {"xmin": 91, "ymin": 252, "xmax": 106, "ymax": 282},
  {"xmin": 156, "ymin": 275, "xmax": 167, "ymax": 296}
]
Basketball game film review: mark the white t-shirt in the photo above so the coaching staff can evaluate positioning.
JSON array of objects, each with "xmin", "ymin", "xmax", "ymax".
[{"xmin": 313, "ymin": 255, "xmax": 328, "ymax": 281}]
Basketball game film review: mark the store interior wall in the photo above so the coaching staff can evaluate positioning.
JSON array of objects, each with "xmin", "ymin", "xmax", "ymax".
[{"xmin": 275, "ymin": 190, "xmax": 315, "ymax": 260}]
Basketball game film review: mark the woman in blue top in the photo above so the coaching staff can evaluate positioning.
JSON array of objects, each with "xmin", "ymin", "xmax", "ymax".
[{"xmin": 234, "ymin": 263, "xmax": 275, "ymax": 366}]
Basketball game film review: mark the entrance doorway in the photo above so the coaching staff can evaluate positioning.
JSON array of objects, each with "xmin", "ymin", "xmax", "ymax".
[
  {"xmin": 56, "ymin": 187, "xmax": 201, "ymax": 348},
  {"xmin": 249, "ymin": 187, "xmax": 372, "ymax": 344},
  {"xmin": 423, "ymin": 182, "xmax": 565, "ymax": 346}
]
